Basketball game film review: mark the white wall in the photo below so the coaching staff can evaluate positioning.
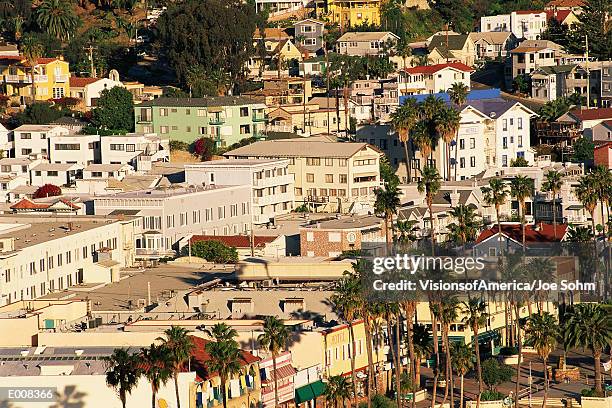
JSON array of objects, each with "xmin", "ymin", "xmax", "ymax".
[{"xmin": 49, "ymin": 134, "xmax": 100, "ymax": 165}]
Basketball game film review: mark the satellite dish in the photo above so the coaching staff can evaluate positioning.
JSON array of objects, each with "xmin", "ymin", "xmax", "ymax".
[{"xmin": 108, "ymin": 69, "xmax": 120, "ymax": 82}]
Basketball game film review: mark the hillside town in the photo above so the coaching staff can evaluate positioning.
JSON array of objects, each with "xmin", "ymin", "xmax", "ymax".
[{"xmin": 0, "ymin": 0, "xmax": 610, "ymax": 407}]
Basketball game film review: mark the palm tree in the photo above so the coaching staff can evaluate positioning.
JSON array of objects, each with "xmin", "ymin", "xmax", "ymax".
[
  {"xmin": 411, "ymin": 323, "xmax": 433, "ymax": 389},
  {"xmin": 564, "ymin": 303, "xmax": 612, "ymax": 395},
  {"xmin": 105, "ymin": 348, "xmax": 141, "ymax": 408},
  {"xmin": 435, "ymin": 297, "xmax": 459, "ymax": 408},
  {"xmin": 591, "ymin": 166, "xmax": 612, "ymax": 238},
  {"xmin": 258, "ymin": 316, "xmax": 289, "ymax": 408},
  {"xmin": 390, "ymin": 98, "xmax": 419, "ymax": 182},
  {"xmin": 542, "ymin": 170, "xmax": 563, "ymax": 240},
  {"xmin": 417, "ymin": 165, "xmax": 442, "ymax": 255},
  {"xmin": 510, "ymin": 175, "xmax": 535, "ymax": 251},
  {"xmin": 576, "ymin": 174, "xmax": 600, "ymax": 287},
  {"xmin": 140, "ymin": 343, "xmax": 173, "ymax": 408},
  {"xmin": 157, "ymin": 326, "xmax": 194, "ymax": 408},
  {"xmin": 205, "ymin": 322, "xmax": 238, "ymax": 343},
  {"xmin": 374, "ymin": 180, "xmax": 401, "ymax": 247},
  {"xmin": 525, "ymin": 312, "xmax": 558, "ymax": 408},
  {"xmin": 481, "ymin": 178, "xmax": 508, "ymax": 256},
  {"xmin": 566, "ymin": 225, "xmax": 594, "ymax": 242},
  {"xmin": 447, "ymin": 204, "xmax": 480, "ymax": 245},
  {"xmin": 396, "ymin": 219, "xmax": 418, "ymax": 243},
  {"xmin": 448, "ymin": 82, "xmax": 469, "ymax": 107},
  {"xmin": 324, "ymin": 375, "xmax": 351, "ymax": 408},
  {"xmin": 436, "ymin": 106, "xmax": 461, "ymax": 181},
  {"xmin": 35, "ymin": 0, "xmax": 80, "ymax": 41},
  {"xmin": 411, "ymin": 121, "xmax": 433, "ymax": 172},
  {"xmin": 451, "ymin": 342, "xmax": 474, "ymax": 408},
  {"xmin": 205, "ymin": 337, "xmax": 243, "ymax": 408},
  {"xmin": 20, "ymin": 36, "xmax": 43, "ymax": 102},
  {"xmin": 461, "ymin": 297, "xmax": 489, "ymax": 408}
]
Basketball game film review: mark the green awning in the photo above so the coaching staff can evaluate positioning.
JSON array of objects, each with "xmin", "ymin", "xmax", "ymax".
[
  {"xmin": 476, "ymin": 330, "xmax": 500, "ymax": 343},
  {"xmin": 448, "ymin": 336, "xmax": 465, "ymax": 344},
  {"xmin": 295, "ymin": 380, "xmax": 325, "ymax": 404}
]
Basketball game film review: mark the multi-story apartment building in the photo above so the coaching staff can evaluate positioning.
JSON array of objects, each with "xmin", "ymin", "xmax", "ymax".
[
  {"xmin": 224, "ymin": 137, "xmax": 382, "ymax": 213},
  {"xmin": 266, "ymin": 100, "xmax": 347, "ymax": 135},
  {"xmin": 0, "ymin": 56, "xmax": 70, "ymax": 103},
  {"xmin": 134, "ymin": 97, "xmax": 267, "ymax": 146},
  {"xmin": 244, "ymin": 78, "xmax": 312, "ymax": 108},
  {"xmin": 48, "ymin": 133, "xmax": 100, "ymax": 165},
  {"xmin": 93, "ymin": 185, "xmax": 252, "ymax": 259},
  {"xmin": 600, "ymin": 61, "xmax": 612, "ymax": 107},
  {"xmin": 99, "ymin": 133, "xmax": 169, "ymax": 172},
  {"xmin": 0, "ymin": 157, "xmax": 41, "ymax": 178},
  {"xmin": 13, "ymin": 125, "xmax": 69, "ymax": 159},
  {"xmin": 336, "ymin": 32, "xmax": 399, "ymax": 56},
  {"xmin": 315, "ymin": 0, "xmax": 382, "ymax": 28},
  {"xmin": 82, "ymin": 163, "xmax": 133, "ymax": 180},
  {"xmin": 397, "ymin": 62, "xmax": 473, "ymax": 96},
  {"xmin": 185, "ymin": 159, "xmax": 295, "ymax": 225},
  {"xmin": 0, "ymin": 214, "xmax": 135, "ymax": 306},
  {"xmin": 531, "ymin": 64, "xmax": 600, "ymax": 105},
  {"xmin": 506, "ymin": 40, "xmax": 565, "ymax": 87},
  {"xmin": 480, "ymin": 11, "xmax": 547, "ymax": 40},
  {"xmin": 468, "ymin": 32, "xmax": 518, "ymax": 60},
  {"xmin": 294, "ymin": 19, "xmax": 325, "ymax": 52}
]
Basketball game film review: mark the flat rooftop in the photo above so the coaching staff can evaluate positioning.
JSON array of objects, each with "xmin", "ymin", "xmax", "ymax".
[
  {"xmin": 301, "ymin": 215, "xmax": 383, "ymax": 230},
  {"xmin": 188, "ymin": 159, "xmax": 288, "ymax": 167},
  {"xmin": 100, "ymin": 184, "xmax": 244, "ymax": 199}
]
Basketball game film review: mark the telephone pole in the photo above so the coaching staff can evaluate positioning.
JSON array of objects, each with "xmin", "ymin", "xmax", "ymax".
[
  {"xmin": 85, "ymin": 45, "xmax": 97, "ymax": 78},
  {"xmin": 585, "ymin": 35, "xmax": 590, "ymax": 109}
]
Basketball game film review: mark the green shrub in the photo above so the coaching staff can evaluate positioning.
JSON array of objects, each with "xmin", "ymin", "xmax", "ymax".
[
  {"xmin": 182, "ymin": 240, "xmax": 238, "ymax": 263},
  {"xmin": 481, "ymin": 390, "xmax": 506, "ymax": 401},
  {"xmin": 499, "ymin": 346, "xmax": 519, "ymax": 356}
]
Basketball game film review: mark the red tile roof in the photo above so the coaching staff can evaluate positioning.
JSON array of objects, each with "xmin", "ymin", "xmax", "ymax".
[
  {"xmin": 475, "ymin": 223, "xmax": 568, "ymax": 244},
  {"xmin": 37, "ymin": 57, "xmax": 59, "ymax": 64},
  {"xmin": 546, "ymin": 0, "xmax": 585, "ymax": 8},
  {"xmin": 404, "ymin": 62, "xmax": 474, "ymax": 75},
  {"xmin": 189, "ymin": 336, "xmax": 260, "ymax": 381},
  {"xmin": 545, "ymin": 9, "xmax": 573, "ymax": 22},
  {"xmin": 190, "ymin": 235, "xmax": 278, "ymax": 248},
  {"xmin": 569, "ymin": 108, "xmax": 612, "ymax": 121},
  {"xmin": 10, "ymin": 198, "xmax": 48, "ymax": 210},
  {"xmin": 69, "ymin": 76, "xmax": 99, "ymax": 87}
]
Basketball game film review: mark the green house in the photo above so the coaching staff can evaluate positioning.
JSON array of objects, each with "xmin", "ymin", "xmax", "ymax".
[{"xmin": 134, "ymin": 96, "xmax": 268, "ymax": 147}]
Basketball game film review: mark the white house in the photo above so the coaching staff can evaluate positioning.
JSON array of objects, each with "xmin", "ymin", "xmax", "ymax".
[
  {"xmin": 397, "ymin": 62, "xmax": 473, "ymax": 95},
  {"xmin": 48, "ymin": 133, "xmax": 101, "ymax": 165},
  {"xmin": 82, "ymin": 163, "xmax": 133, "ymax": 180},
  {"xmin": 30, "ymin": 162, "xmax": 83, "ymax": 187},
  {"xmin": 0, "ymin": 157, "xmax": 42, "ymax": 178},
  {"xmin": 0, "ymin": 123, "xmax": 12, "ymax": 157},
  {"xmin": 449, "ymin": 106, "xmax": 492, "ymax": 180},
  {"xmin": 480, "ymin": 11, "xmax": 547, "ymax": 40},
  {"xmin": 100, "ymin": 133, "xmax": 169, "ymax": 172},
  {"xmin": 0, "ymin": 175, "xmax": 28, "ymax": 203},
  {"xmin": 69, "ymin": 76, "xmax": 125, "ymax": 108},
  {"xmin": 13, "ymin": 125, "xmax": 69, "ymax": 159}
]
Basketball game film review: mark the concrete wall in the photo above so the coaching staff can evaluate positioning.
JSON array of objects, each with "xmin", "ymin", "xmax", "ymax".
[{"xmin": 235, "ymin": 258, "xmax": 354, "ymax": 280}]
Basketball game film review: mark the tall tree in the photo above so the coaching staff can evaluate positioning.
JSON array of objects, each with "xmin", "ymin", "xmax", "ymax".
[
  {"xmin": 390, "ymin": 98, "xmax": 419, "ymax": 182},
  {"xmin": 258, "ymin": 316, "xmax": 289, "ymax": 407},
  {"xmin": 324, "ymin": 375, "xmax": 351, "ymax": 408},
  {"xmin": 576, "ymin": 174, "xmax": 600, "ymax": 287},
  {"xmin": 434, "ymin": 297, "xmax": 459, "ymax": 408},
  {"xmin": 417, "ymin": 165, "xmax": 442, "ymax": 254},
  {"xmin": 157, "ymin": 326, "xmax": 194, "ymax": 408},
  {"xmin": 447, "ymin": 82, "xmax": 469, "ymax": 180},
  {"xmin": 481, "ymin": 178, "xmax": 508, "ymax": 256},
  {"xmin": 436, "ymin": 106, "xmax": 461, "ymax": 181},
  {"xmin": 447, "ymin": 204, "xmax": 480, "ymax": 245},
  {"xmin": 374, "ymin": 180, "xmax": 401, "ymax": 247},
  {"xmin": 20, "ymin": 35, "xmax": 44, "ymax": 101},
  {"xmin": 412, "ymin": 323, "xmax": 433, "ymax": 389},
  {"xmin": 205, "ymin": 322, "xmax": 238, "ymax": 343},
  {"xmin": 451, "ymin": 342, "xmax": 474, "ymax": 408},
  {"xmin": 525, "ymin": 312, "xmax": 558, "ymax": 408},
  {"xmin": 105, "ymin": 348, "xmax": 141, "ymax": 408},
  {"xmin": 140, "ymin": 344, "xmax": 173, "ymax": 408},
  {"xmin": 541, "ymin": 170, "xmax": 563, "ymax": 239},
  {"xmin": 564, "ymin": 303, "xmax": 612, "ymax": 395},
  {"xmin": 510, "ymin": 175, "xmax": 535, "ymax": 251},
  {"xmin": 205, "ymin": 334, "xmax": 243, "ymax": 408},
  {"xmin": 92, "ymin": 87, "xmax": 135, "ymax": 132},
  {"xmin": 572, "ymin": 0, "xmax": 612, "ymax": 59},
  {"xmin": 35, "ymin": 0, "xmax": 80, "ymax": 41},
  {"xmin": 461, "ymin": 297, "xmax": 489, "ymax": 408}
]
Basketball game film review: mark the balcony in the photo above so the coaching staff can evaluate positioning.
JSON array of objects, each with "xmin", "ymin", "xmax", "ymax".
[
  {"xmin": 4, "ymin": 74, "xmax": 31, "ymax": 83},
  {"xmin": 54, "ymin": 74, "xmax": 69, "ymax": 83},
  {"xmin": 209, "ymin": 116, "xmax": 226, "ymax": 125},
  {"xmin": 253, "ymin": 174, "xmax": 294, "ymax": 188},
  {"xmin": 136, "ymin": 115, "xmax": 152, "ymax": 123},
  {"xmin": 253, "ymin": 192, "xmax": 293, "ymax": 206},
  {"xmin": 252, "ymin": 112, "xmax": 267, "ymax": 122},
  {"xmin": 34, "ymin": 75, "xmax": 48, "ymax": 83},
  {"xmin": 135, "ymin": 248, "xmax": 175, "ymax": 258}
]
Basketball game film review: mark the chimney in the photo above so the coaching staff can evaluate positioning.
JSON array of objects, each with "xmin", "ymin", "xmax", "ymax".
[{"xmin": 449, "ymin": 189, "xmax": 460, "ymax": 207}]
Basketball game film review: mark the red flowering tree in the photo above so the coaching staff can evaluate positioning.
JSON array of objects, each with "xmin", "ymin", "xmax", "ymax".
[{"xmin": 33, "ymin": 184, "xmax": 62, "ymax": 199}]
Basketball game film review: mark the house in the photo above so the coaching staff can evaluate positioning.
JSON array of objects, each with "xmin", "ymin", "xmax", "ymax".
[
  {"xmin": 314, "ymin": 0, "xmax": 382, "ymax": 28},
  {"xmin": 594, "ymin": 142, "xmax": 612, "ymax": 169},
  {"xmin": 294, "ymin": 19, "xmax": 325, "ymax": 52},
  {"xmin": 545, "ymin": 0, "xmax": 585, "ymax": 13},
  {"xmin": 255, "ymin": 0, "xmax": 309, "ymax": 15},
  {"xmin": 600, "ymin": 61, "xmax": 612, "ymax": 108},
  {"xmin": 244, "ymin": 77, "xmax": 312, "ymax": 108},
  {"xmin": 507, "ymin": 40, "xmax": 565, "ymax": 88},
  {"xmin": 69, "ymin": 76, "xmax": 124, "ymax": 108},
  {"xmin": 188, "ymin": 234, "xmax": 287, "ymax": 259},
  {"xmin": 346, "ymin": 78, "xmax": 399, "ymax": 124},
  {"xmin": 545, "ymin": 8, "xmax": 580, "ymax": 26},
  {"xmin": 427, "ymin": 34, "xmax": 476, "ymax": 67},
  {"xmin": 249, "ymin": 28, "xmax": 292, "ymax": 76},
  {"xmin": 30, "ymin": 162, "xmax": 83, "ymax": 187},
  {"xmin": 9, "ymin": 197, "xmax": 81, "ymax": 214},
  {"xmin": 0, "ymin": 174, "xmax": 28, "ymax": 203},
  {"xmin": 266, "ymin": 100, "xmax": 347, "ymax": 135},
  {"xmin": 224, "ymin": 138, "xmax": 382, "ymax": 213},
  {"xmin": 397, "ymin": 62, "xmax": 473, "ymax": 96},
  {"xmin": 185, "ymin": 159, "xmax": 295, "ymax": 224},
  {"xmin": 468, "ymin": 32, "xmax": 518, "ymax": 60},
  {"xmin": 337, "ymin": 32, "xmax": 399, "ymax": 56},
  {"xmin": 13, "ymin": 125, "xmax": 69, "ymax": 159},
  {"xmin": 48, "ymin": 133, "xmax": 100, "ymax": 165},
  {"xmin": 93, "ymin": 185, "xmax": 253, "ymax": 259},
  {"xmin": 531, "ymin": 64, "xmax": 600, "ymax": 105},
  {"xmin": 99, "ymin": 133, "xmax": 169, "ymax": 172},
  {"xmin": 300, "ymin": 215, "xmax": 385, "ymax": 257},
  {"xmin": 0, "ymin": 157, "xmax": 42, "ymax": 178},
  {"xmin": 0, "ymin": 214, "xmax": 135, "ymax": 305},
  {"xmin": 556, "ymin": 107, "xmax": 612, "ymax": 138},
  {"xmin": 0, "ymin": 123, "xmax": 12, "ymax": 157},
  {"xmin": 134, "ymin": 96, "xmax": 267, "ymax": 146},
  {"xmin": 473, "ymin": 222, "xmax": 568, "ymax": 257},
  {"xmin": 592, "ymin": 120, "xmax": 612, "ymax": 144},
  {"xmin": 299, "ymin": 56, "xmax": 328, "ymax": 76},
  {"xmin": 82, "ymin": 163, "xmax": 133, "ymax": 180},
  {"xmin": 0, "ymin": 56, "xmax": 70, "ymax": 103},
  {"xmin": 480, "ymin": 11, "xmax": 548, "ymax": 40},
  {"xmin": 259, "ymin": 352, "xmax": 296, "ymax": 407}
]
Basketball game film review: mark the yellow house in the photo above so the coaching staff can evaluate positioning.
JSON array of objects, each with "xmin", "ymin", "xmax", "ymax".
[
  {"xmin": 0, "ymin": 56, "xmax": 70, "ymax": 103},
  {"xmin": 316, "ymin": 0, "xmax": 382, "ymax": 28}
]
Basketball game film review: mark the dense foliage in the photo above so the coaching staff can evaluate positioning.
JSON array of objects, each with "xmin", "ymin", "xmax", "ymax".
[
  {"xmin": 33, "ymin": 184, "xmax": 62, "ymax": 198},
  {"xmin": 183, "ymin": 240, "xmax": 239, "ymax": 263},
  {"xmin": 91, "ymin": 87, "xmax": 135, "ymax": 133}
]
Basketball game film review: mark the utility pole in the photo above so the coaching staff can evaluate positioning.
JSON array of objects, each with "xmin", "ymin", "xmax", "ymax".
[
  {"xmin": 85, "ymin": 45, "xmax": 97, "ymax": 78},
  {"xmin": 585, "ymin": 35, "xmax": 590, "ymax": 109}
]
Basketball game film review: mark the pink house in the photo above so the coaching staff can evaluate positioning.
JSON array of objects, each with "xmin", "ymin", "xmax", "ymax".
[
  {"xmin": 594, "ymin": 142, "xmax": 612, "ymax": 169},
  {"xmin": 259, "ymin": 351, "xmax": 296, "ymax": 407}
]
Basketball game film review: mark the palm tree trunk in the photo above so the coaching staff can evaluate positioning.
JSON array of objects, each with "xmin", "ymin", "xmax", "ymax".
[
  {"xmin": 474, "ymin": 326, "xmax": 482, "ymax": 408},
  {"xmin": 446, "ymin": 331, "xmax": 454, "ymax": 408},
  {"xmin": 542, "ymin": 356, "xmax": 548, "ymax": 408},
  {"xmin": 496, "ymin": 207, "xmax": 503, "ymax": 257},
  {"xmin": 460, "ymin": 375, "xmax": 465, "ymax": 408},
  {"xmin": 152, "ymin": 388, "xmax": 156, "ymax": 408},
  {"xmin": 403, "ymin": 141, "xmax": 411, "ymax": 183},
  {"xmin": 429, "ymin": 201, "xmax": 435, "ymax": 256},
  {"xmin": 365, "ymin": 314, "xmax": 375, "ymax": 408},
  {"xmin": 521, "ymin": 202, "xmax": 526, "ymax": 253},
  {"xmin": 440, "ymin": 330, "xmax": 451, "ymax": 407},
  {"xmin": 552, "ymin": 192, "xmax": 557, "ymax": 240},
  {"xmin": 222, "ymin": 376, "xmax": 228, "ymax": 408},
  {"xmin": 514, "ymin": 301, "xmax": 522, "ymax": 408},
  {"xmin": 343, "ymin": 87, "xmax": 349, "ymax": 138},
  {"xmin": 430, "ymin": 308, "xmax": 440, "ymax": 408},
  {"xmin": 384, "ymin": 215, "xmax": 390, "ymax": 251},
  {"xmin": 404, "ymin": 302, "xmax": 418, "ymax": 408},
  {"xmin": 594, "ymin": 349, "xmax": 602, "ymax": 394},
  {"xmin": 349, "ymin": 323, "xmax": 358, "ymax": 406},
  {"xmin": 273, "ymin": 352, "xmax": 280, "ymax": 407},
  {"xmin": 446, "ymin": 143, "xmax": 451, "ymax": 182},
  {"xmin": 175, "ymin": 372, "xmax": 181, "ymax": 408},
  {"xmin": 120, "ymin": 390, "xmax": 127, "ymax": 408},
  {"xmin": 387, "ymin": 312, "xmax": 401, "ymax": 408}
]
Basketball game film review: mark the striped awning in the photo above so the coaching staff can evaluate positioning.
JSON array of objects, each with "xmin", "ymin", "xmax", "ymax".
[{"xmin": 263, "ymin": 364, "xmax": 297, "ymax": 383}]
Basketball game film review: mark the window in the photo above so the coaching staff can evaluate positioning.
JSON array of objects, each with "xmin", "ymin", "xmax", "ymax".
[
  {"xmin": 325, "ymin": 174, "xmax": 334, "ymax": 183},
  {"xmin": 470, "ymin": 138, "xmax": 475, "ymax": 149},
  {"xmin": 518, "ymin": 117, "xmax": 523, "ymax": 129},
  {"xmin": 306, "ymin": 173, "xmax": 315, "ymax": 182},
  {"xmin": 502, "ymin": 155, "xmax": 508, "ymax": 167},
  {"xmin": 218, "ymin": 206, "xmax": 225, "ymax": 219},
  {"xmin": 110, "ymin": 144, "xmax": 125, "ymax": 151},
  {"xmin": 502, "ymin": 137, "xmax": 508, "ymax": 149},
  {"xmin": 126, "ymin": 144, "xmax": 135, "ymax": 152},
  {"xmin": 199, "ymin": 127, "xmax": 207, "ymax": 135},
  {"xmin": 325, "ymin": 158, "xmax": 334, "ymax": 166},
  {"xmin": 47, "ymin": 171, "xmax": 58, "ymax": 176},
  {"xmin": 470, "ymin": 156, "xmax": 476, "ymax": 167},
  {"xmin": 239, "ymin": 107, "xmax": 249, "ymax": 117},
  {"xmin": 460, "ymin": 157, "xmax": 465, "ymax": 168},
  {"xmin": 306, "ymin": 158, "xmax": 321, "ymax": 166},
  {"xmin": 54, "ymin": 144, "xmax": 80, "ymax": 150},
  {"xmin": 159, "ymin": 108, "xmax": 168, "ymax": 116},
  {"xmin": 459, "ymin": 139, "xmax": 465, "ymax": 150},
  {"xmin": 302, "ymin": 25, "xmax": 314, "ymax": 33},
  {"xmin": 197, "ymin": 109, "xmax": 205, "ymax": 117},
  {"xmin": 340, "ymin": 174, "xmax": 348, "ymax": 183},
  {"xmin": 20, "ymin": 133, "xmax": 32, "ymax": 139},
  {"xmin": 239, "ymin": 124, "xmax": 251, "ymax": 134},
  {"xmin": 518, "ymin": 135, "xmax": 523, "ymax": 147},
  {"xmin": 160, "ymin": 126, "xmax": 169, "ymax": 134},
  {"xmin": 338, "ymin": 159, "xmax": 348, "ymax": 166},
  {"xmin": 92, "ymin": 171, "xmax": 102, "ymax": 177},
  {"xmin": 53, "ymin": 87, "xmax": 64, "ymax": 98},
  {"xmin": 22, "ymin": 149, "xmax": 32, "ymax": 155},
  {"xmin": 503, "ymin": 119, "xmax": 508, "ymax": 131}
]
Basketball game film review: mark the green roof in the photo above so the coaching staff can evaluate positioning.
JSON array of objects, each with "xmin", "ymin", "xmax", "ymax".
[
  {"xmin": 533, "ymin": 64, "xmax": 577, "ymax": 75},
  {"xmin": 428, "ymin": 34, "xmax": 469, "ymax": 51},
  {"xmin": 295, "ymin": 380, "xmax": 325, "ymax": 404}
]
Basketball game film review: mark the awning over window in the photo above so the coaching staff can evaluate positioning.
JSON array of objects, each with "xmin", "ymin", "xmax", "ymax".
[
  {"xmin": 476, "ymin": 330, "xmax": 500, "ymax": 344},
  {"xmin": 295, "ymin": 380, "xmax": 325, "ymax": 404}
]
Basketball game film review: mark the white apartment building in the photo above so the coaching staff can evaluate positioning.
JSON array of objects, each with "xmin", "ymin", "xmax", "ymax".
[
  {"xmin": 224, "ymin": 137, "xmax": 383, "ymax": 214},
  {"xmin": 82, "ymin": 163, "xmax": 133, "ymax": 180},
  {"xmin": 100, "ymin": 133, "xmax": 169, "ymax": 172},
  {"xmin": 13, "ymin": 125, "xmax": 69, "ymax": 159},
  {"xmin": 0, "ymin": 157, "xmax": 42, "ymax": 178},
  {"xmin": 185, "ymin": 159, "xmax": 295, "ymax": 225},
  {"xmin": 93, "ymin": 185, "xmax": 252, "ymax": 259},
  {"xmin": 0, "ymin": 175, "xmax": 28, "ymax": 203},
  {"xmin": 49, "ymin": 134, "xmax": 100, "ymax": 165},
  {"xmin": 30, "ymin": 163, "xmax": 83, "ymax": 187},
  {"xmin": 397, "ymin": 62, "xmax": 473, "ymax": 96},
  {"xmin": 69, "ymin": 76, "xmax": 124, "ymax": 108},
  {"xmin": 0, "ymin": 123, "xmax": 12, "ymax": 156},
  {"xmin": 0, "ymin": 215, "xmax": 135, "ymax": 306},
  {"xmin": 480, "ymin": 11, "xmax": 547, "ymax": 40},
  {"xmin": 507, "ymin": 40, "xmax": 565, "ymax": 87}
]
